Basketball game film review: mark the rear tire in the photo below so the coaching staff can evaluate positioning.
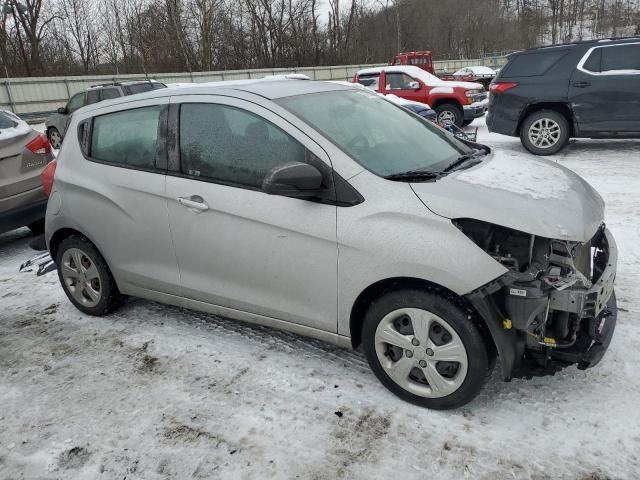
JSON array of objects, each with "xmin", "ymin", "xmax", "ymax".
[
  {"xmin": 435, "ymin": 103, "xmax": 464, "ymax": 128},
  {"xmin": 56, "ymin": 236, "xmax": 123, "ymax": 316},
  {"xmin": 361, "ymin": 289, "xmax": 488, "ymax": 410},
  {"xmin": 520, "ymin": 110, "xmax": 570, "ymax": 155}
]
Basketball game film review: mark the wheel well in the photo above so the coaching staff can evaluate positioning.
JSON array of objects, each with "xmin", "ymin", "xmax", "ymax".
[
  {"xmin": 431, "ymin": 99, "xmax": 461, "ymax": 111},
  {"xmin": 349, "ymin": 277, "xmax": 497, "ymax": 361},
  {"xmin": 49, "ymin": 228, "xmax": 86, "ymax": 260},
  {"xmin": 517, "ymin": 103, "xmax": 574, "ymax": 136}
]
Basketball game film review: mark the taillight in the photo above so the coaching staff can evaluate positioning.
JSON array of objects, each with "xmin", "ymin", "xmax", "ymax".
[
  {"xmin": 489, "ymin": 82, "xmax": 518, "ymax": 94},
  {"xmin": 26, "ymin": 133, "xmax": 52, "ymax": 155},
  {"xmin": 41, "ymin": 159, "xmax": 57, "ymax": 198}
]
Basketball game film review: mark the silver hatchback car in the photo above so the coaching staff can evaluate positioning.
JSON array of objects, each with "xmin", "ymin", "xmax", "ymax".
[{"xmin": 45, "ymin": 79, "xmax": 617, "ymax": 409}]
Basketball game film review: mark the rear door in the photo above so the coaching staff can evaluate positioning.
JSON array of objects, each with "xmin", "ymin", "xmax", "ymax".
[
  {"xmin": 165, "ymin": 94, "xmax": 338, "ymax": 332},
  {"xmin": 570, "ymin": 42, "xmax": 640, "ymax": 134},
  {"xmin": 66, "ymin": 97, "xmax": 181, "ymax": 296}
]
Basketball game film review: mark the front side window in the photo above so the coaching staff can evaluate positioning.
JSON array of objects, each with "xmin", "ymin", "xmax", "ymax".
[
  {"xmin": 386, "ymin": 72, "xmax": 416, "ymax": 90},
  {"xmin": 600, "ymin": 44, "xmax": 640, "ymax": 72},
  {"xmin": 90, "ymin": 105, "xmax": 162, "ymax": 169},
  {"xmin": 277, "ymin": 89, "xmax": 472, "ymax": 177},
  {"xmin": 179, "ymin": 103, "xmax": 306, "ymax": 189},
  {"xmin": 67, "ymin": 93, "xmax": 85, "ymax": 113}
]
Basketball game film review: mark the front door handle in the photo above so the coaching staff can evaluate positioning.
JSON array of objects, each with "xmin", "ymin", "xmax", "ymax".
[
  {"xmin": 573, "ymin": 81, "xmax": 591, "ymax": 88},
  {"xmin": 177, "ymin": 195, "xmax": 209, "ymax": 212}
]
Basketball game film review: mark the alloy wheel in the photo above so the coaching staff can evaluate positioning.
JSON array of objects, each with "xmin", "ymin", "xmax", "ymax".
[
  {"xmin": 374, "ymin": 308, "xmax": 468, "ymax": 398},
  {"xmin": 60, "ymin": 248, "xmax": 102, "ymax": 307},
  {"xmin": 49, "ymin": 129, "xmax": 62, "ymax": 149},
  {"xmin": 437, "ymin": 110, "xmax": 457, "ymax": 127},
  {"xmin": 528, "ymin": 118, "xmax": 561, "ymax": 149}
]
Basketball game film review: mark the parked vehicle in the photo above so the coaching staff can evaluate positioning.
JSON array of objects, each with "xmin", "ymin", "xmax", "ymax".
[
  {"xmin": 390, "ymin": 51, "xmax": 435, "ymax": 73},
  {"xmin": 45, "ymin": 80, "xmax": 166, "ymax": 149},
  {"xmin": 487, "ymin": 36, "xmax": 640, "ymax": 155},
  {"xmin": 440, "ymin": 66, "xmax": 496, "ymax": 89},
  {"xmin": 42, "ymin": 79, "xmax": 617, "ymax": 409},
  {"xmin": 0, "ymin": 110, "xmax": 54, "ymax": 235},
  {"xmin": 354, "ymin": 65, "xmax": 488, "ymax": 127}
]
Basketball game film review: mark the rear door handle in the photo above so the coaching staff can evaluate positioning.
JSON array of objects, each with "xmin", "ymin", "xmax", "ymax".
[
  {"xmin": 177, "ymin": 195, "xmax": 209, "ymax": 212},
  {"xmin": 573, "ymin": 81, "xmax": 591, "ymax": 88}
]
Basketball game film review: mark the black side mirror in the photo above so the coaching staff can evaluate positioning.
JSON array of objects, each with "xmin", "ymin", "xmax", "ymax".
[
  {"xmin": 262, "ymin": 162, "xmax": 323, "ymax": 198},
  {"xmin": 57, "ymin": 107, "xmax": 67, "ymax": 114}
]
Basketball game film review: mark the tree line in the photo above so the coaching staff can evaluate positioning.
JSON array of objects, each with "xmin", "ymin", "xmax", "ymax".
[{"xmin": 1, "ymin": 0, "xmax": 638, "ymax": 78}]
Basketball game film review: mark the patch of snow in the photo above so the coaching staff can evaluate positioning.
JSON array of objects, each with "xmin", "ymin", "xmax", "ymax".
[
  {"xmin": 454, "ymin": 66, "xmax": 496, "ymax": 76},
  {"xmin": 0, "ymin": 110, "xmax": 32, "ymax": 141},
  {"xmin": 455, "ymin": 150, "xmax": 572, "ymax": 199}
]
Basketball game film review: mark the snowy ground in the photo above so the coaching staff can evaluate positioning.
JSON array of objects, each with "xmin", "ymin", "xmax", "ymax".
[{"xmin": 1, "ymin": 118, "xmax": 639, "ymax": 479}]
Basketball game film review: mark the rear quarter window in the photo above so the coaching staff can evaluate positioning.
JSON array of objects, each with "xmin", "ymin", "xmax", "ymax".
[{"xmin": 503, "ymin": 50, "xmax": 569, "ymax": 77}]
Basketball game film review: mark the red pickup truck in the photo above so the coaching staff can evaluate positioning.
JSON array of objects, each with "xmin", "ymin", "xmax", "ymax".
[{"xmin": 353, "ymin": 65, "xmax": 488, "ymax": 127}]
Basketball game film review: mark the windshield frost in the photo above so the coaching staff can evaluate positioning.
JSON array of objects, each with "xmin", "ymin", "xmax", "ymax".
[{"xmin": 277, "ymin": 89, "xmax": 472, "ymax": 177}]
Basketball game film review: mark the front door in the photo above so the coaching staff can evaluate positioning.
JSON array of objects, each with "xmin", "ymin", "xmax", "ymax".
[
  {"xmin": 165, "ymin": 95, "xmax": 338, "ymax": 332},
  {"xmin": 570, "ymin": 42, "xmax": 640, "ymax": 134},
  {"xmin": 382, "ymin": 71, "xmax": 427, "ymax": 103}
]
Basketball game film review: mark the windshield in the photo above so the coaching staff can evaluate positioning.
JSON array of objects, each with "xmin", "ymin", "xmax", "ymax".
[{"xmin": 276, "ymin": 89, "xmax": 472, "ymax": 177}]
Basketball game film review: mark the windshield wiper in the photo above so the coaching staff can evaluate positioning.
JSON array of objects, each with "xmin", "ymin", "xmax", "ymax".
[
  {"xmin": 384, "ymin": 169, "xmax": 443, "ymax": 181},
  {"xmin": 442, "ymin": 149, "xmax": 487, "ymax": 173}
]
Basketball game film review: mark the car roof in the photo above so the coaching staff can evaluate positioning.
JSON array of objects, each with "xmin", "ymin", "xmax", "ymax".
[
  {"xmin": 519, "ymin": 36, "xmax": 640, "ymax": 54},
  {"xmin": 78, "ymin": 78, "xmax": 355, "ymax": 114},
  {"xmin": 88, "ymin": 80, "xmax": 164, "ymax": 90},
  {"xmin": 357, "ymin": 65, "xmax": 428, "ymax": 77}
]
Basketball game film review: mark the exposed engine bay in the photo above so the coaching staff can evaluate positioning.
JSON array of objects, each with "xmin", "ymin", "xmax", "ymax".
[{"xmin": 457, "ymin": 219, "xmax": 617, "ymax": 379}]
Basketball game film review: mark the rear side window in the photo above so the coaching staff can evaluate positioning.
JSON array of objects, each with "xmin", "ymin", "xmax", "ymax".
[
  {"xmin": 357, "ymin": 74, "xmax": 380, "ymax": 90},
  {"xmin": 125, "ymin": 83, "xmax": 164, "ymax": 95},
  {"xmin": 0, "ymin": 111, "xmax": 18, "ymax": 129},
  {"xmin": 601, "ymin": 44, "xmax": 640, "ymax": 72},
  {"xmin": 90, "ymin": 106, "xmax": 162, "ymax": 169},
  {"xmin": 504, "ymin": 50, "xmax": 568, "ymax": 77},
  {"xmin": 179, "ymin": 103, "xmax": 306, "ymax": 189},
  {"xmin": 101, "ymin": 88, "xmax": 121, "ymax": 100},
  {"xmin": 86, "ymin": 89, "xmax": 101, "ymax": 105},
  {"xmin": 583, "ymin": 48, "xmax": 602, "ymax": 72}
]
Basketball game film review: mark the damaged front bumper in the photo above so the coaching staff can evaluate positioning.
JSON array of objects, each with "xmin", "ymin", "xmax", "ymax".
[{"xmin": 466, "ymin": 227, "xmax": 618, "ymax": 380}]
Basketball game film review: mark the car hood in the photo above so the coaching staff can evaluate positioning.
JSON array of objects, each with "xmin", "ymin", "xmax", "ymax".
[{"xmin": 410, "ymin": 151, "xmax": 604, "ymax": 242}]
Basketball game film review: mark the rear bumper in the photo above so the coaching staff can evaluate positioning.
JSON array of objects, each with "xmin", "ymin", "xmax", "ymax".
[
  {"xmin": 0, "ymin": 198, "xmax": 47, "ymax": 234},
  {"xmin": 463, "ymin": 99, "xmax": 488, "ymax": 120}
]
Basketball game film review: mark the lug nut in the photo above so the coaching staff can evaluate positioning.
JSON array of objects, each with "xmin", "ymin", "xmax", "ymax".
[
  {"xmin": 419, "ymin": 360, "xmax": 427, "ymax": 368},
  {"xmin": 426, "ymin": 348, "xmax": 434, "ymax": 357},
  {"xmin": 411, "ymin": 338, "xmax": 420, "ymax": 346},
  {"xmin": 405, "ymin": 350, "xmax": 413, "ymax": 358}
]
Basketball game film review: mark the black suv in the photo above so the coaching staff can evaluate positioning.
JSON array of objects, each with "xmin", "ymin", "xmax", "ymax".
[{"xmin": 487, "ymin": 37, "xmax": 640, "ymax": 155}]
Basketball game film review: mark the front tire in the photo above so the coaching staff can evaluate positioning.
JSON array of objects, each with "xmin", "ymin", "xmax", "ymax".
[
  {"xmin": 362, "ymin": 289, "xmax": 488, "ymax": 409},
  {"xmin": 435, "ymin": 103, "xmax": 464, "ymax": 128},
  {"xmin": 520, "ymin": 110, "xmax": 570, "ymax": 155},
  {"xmin": 56, "ymin": 236, "xmax": 123, "ymax": 316}
]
